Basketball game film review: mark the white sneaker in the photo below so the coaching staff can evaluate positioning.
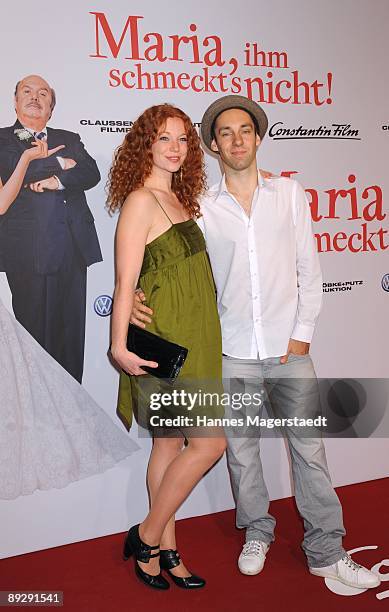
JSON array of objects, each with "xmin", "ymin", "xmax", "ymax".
[
  {"xmin": 238, "ymin": 540, "xmax": 269, "ymax": 575},
  {"xmin": 309, "ymin": 553, "xmax": 381, "ymax": 589}
]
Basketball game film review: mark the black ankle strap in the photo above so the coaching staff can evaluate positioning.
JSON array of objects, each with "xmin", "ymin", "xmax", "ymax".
[
  {"xmin": 160, "ymin": 549, "xmax": 181, "ymax": 568},
  {"xmin": 137, "ymin": 548, "xmax": 160, "ymax": 563},
  {"xmin": 149, "ymin": 551, "xmax": 160, "ymax": 558},
  {"xmin": 161, "ymin": 548, "xmax": 178, "ymax": 554}
]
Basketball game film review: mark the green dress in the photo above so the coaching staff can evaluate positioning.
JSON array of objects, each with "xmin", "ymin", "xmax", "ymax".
[{"xmin": 117, "ymin": 216, "xmax": 222, "ymax": 431}]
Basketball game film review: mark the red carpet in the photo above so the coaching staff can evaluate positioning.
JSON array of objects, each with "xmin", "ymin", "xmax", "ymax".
[{"xmin": 1, "ymin": 478, "xmax": 388, "ymax": 611}]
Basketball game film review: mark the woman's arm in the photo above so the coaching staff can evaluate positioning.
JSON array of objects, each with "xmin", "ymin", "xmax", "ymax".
[
  {"xmin": 110, "ymin": 189, "xmax": 158, "ymax": 375},
  {"xmin": 0, "ymin": 153, "xmax": 31, "ymax": 214},
  {"xmin": 0, "ymin": 140, "xmax": 65, "ymax": 215}
]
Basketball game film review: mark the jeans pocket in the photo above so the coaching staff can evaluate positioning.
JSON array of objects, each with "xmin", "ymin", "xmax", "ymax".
[{"xmin": 287, "ymin": 352, "xmax": 310, "ymax": 361}]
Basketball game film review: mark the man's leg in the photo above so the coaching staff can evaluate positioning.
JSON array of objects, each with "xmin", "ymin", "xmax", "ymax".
[
  {"xmin": 264, "ymin": 354, "xmax": 346, "ymax": 567},
  {"xmin": 223, "ymin": 355, "xmax": 276, "ymax": 544},
  {"xmin": 59, "ymin": 241, "xmax": 86, "ymax": 384},
  {"xmin": 6, "ymin": 269, "xmax": 63, "ymax": 362},
  {"xmin": 6, "ymin": 231, "xmax": 86, "ymax": 383}
]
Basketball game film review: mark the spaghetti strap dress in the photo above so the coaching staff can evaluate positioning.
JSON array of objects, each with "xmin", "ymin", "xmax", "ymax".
[{"xmin": 117, "ymin": 210, "xmax": 223, "ymax": 431}]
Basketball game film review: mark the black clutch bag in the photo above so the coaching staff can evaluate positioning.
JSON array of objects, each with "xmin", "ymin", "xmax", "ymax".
[{"xmin": 127, "ymin": 324, "xmax": 188, "ymax": 384}]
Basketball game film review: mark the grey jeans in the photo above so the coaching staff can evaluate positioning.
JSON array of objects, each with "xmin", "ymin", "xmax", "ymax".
[{"xmin": 222, "ymin": 353, "xmax": 346, "ymax": 568}]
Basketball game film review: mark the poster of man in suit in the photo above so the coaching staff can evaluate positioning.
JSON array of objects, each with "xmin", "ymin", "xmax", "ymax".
[{"xmin": 0, "ymin": 74, "xmax": 102, "ymax": 383}]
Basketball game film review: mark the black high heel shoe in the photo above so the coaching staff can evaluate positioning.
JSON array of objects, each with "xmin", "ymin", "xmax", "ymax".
[
  {"xmin": 160, "ymin": 549, "xmax": 206, "ymax": 589},
  {"xmin": 123, "ymin": 524, "xmax": 169, "ymax": 590}
]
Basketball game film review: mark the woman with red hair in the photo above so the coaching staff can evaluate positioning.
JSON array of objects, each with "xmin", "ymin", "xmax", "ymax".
[{"xmin": 107, "ymin": 104, "xmax": 226, "ymax": 591}]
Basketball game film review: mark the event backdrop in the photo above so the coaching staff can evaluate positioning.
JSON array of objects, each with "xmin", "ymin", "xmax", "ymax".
[{"xmin": 0, "ymin": 0, "xmax": 388, "ymax": 558}]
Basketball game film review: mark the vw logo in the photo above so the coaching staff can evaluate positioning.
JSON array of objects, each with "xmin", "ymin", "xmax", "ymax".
[
  {"xmin": 94, "ymin": 295, "xmax": 113, "ymax": 317},
  {"xmin": 381, "ymin": 274, "xmax": 389, "ymax": 292}
]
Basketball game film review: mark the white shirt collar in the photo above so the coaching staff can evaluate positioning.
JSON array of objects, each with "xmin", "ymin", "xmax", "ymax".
[
  {"xmin": 22, "ymin": 125, "xmax": 47, "ymax": 138},
  {"xmin": 215, "ymin": 170, "xmax": 266, "ymax": 200}
]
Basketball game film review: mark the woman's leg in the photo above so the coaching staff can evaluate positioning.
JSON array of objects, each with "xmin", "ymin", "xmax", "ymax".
[
  {"xmin": 146, "ymin": 436, "xmax": 189, "ymax": 576},
  {"xmin": 148, "ymin": 438, "xmax": 183, "ymax": 550},
  {"xmin": 138, "ymin": 432, "xmax": 226, "ymax": 574}
]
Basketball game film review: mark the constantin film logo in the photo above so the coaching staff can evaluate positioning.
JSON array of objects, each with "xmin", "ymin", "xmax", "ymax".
[
  {"xmin": 323, "ymin": 280, "xmax": 363, "ymax": 293},
  {"xmin": 269, "ymin": 122, "xmax": 360, "ymax": 140}
]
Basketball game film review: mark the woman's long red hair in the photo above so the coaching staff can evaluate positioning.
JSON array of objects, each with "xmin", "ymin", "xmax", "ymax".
[{"xmin": 106, "ymin": 104, "xmax": 205, "ymax": 217}]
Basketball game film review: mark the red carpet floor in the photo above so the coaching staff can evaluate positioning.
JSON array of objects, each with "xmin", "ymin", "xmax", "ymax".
[{"xmin": 1, "ymin": 478, "xmax": 388, "ymax": 611}]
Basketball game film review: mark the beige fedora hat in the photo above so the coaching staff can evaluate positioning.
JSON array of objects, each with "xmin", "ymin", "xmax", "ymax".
[{"xmin": 200, "ymin": 95, "xmax": 268, "ymax": 152}]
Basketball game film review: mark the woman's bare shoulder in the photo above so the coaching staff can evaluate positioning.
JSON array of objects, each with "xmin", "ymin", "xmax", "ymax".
[{"xmin": 121, "ymin": 187, "xmax": 158, "ymax": 218}]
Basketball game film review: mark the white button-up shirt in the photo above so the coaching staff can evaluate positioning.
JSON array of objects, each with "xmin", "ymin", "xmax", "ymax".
[{"xmin": 198, "ymin": 173, "xmax": 323, "ymax": 359}]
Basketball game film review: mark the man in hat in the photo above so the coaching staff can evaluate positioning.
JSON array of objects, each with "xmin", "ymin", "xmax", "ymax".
[
  {"xmin": 0, "ymin": 74, "xmax": 102, "ymax": 382},
  {"xmin": 130, "ymin": 95, "xmax": 379, "ymax": 589}
]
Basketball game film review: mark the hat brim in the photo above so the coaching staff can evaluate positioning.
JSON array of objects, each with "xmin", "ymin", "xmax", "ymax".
[{"xmin": 200, "ymin": 95, "xmax": 268, "ymax": 152}]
